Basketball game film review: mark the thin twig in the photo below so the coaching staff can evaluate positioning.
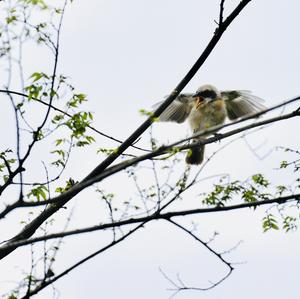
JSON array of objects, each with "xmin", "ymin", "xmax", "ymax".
[
  {"xmin": 0, "ymin": 89, "xmax": 150, "ymax": 152},
  {"xmin": 219, "ymin": 0, "xmax": 226, "ymax": 26},
  {"xmin": 167, "ymin": 219, "xmax": 233, "ymax": 269}
]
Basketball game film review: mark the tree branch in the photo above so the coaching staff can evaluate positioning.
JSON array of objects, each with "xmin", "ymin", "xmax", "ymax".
[
  {"xmin": 77, "ymin": 107, "xmax": 300, "ymax": 188},
  {"xmin": 0, "ymin": 89, "xmax": 150, "ymax": 152},
  {"xmin": 1, "ymin": 192, "xmax": 298, "ymax": 252},
  {"xmin": 0, "ymin": 103, "xmax": 298, "ymax": 253},
  {"xmin": 82, "ymin": 0, "xmax": 253, "ymax": 180},
  {"xmin": 0, "ymin": 0, "xmax": 253, "ymax": 260},
  {"xmin": 167, "ymin": 218, "xmax": 233, "ymax": 270},
  {"xmin": 20, "ymin": 223, "xmax": 144, "ymax": 298},
  {"xmin": 161, "ymin": 219, "xmax": 233, "ymax": 296},
  {"xmin": 218, "ymin": 0, "xmax": 226, "ymax": 26}
]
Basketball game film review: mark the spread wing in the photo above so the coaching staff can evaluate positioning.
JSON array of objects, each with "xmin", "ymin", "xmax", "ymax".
[
  {"xmin": 221, "ymin": 90, "xmax": 266, "ymax": 120},
  {"xmin": 152, "ymin": 93, "xmax": 195, "ymax": 123}
]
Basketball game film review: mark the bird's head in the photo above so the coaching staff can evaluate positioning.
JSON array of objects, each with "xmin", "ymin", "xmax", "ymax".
[{"xmin": 192, "ymin": 84, "xmax": 221, "ymax": 109}]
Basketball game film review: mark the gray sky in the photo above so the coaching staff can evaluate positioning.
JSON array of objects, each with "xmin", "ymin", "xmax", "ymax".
[{"xmin": 1, "ymin": 0, "xmax": 300, "ymax": 298}]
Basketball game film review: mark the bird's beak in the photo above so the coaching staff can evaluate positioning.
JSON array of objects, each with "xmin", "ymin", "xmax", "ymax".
[
  {"xmin": 195, "ymin": 96, "xmax": 204, "ymax": 109},
  {"xmin": 192, "ymin": 92, "xmax": 204, "ymax": 109}
]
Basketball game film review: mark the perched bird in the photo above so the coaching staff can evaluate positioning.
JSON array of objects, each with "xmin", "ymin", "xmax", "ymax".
[{"xmin": 154, "ymin": 84, "xmax": 265, "ymax": 165}]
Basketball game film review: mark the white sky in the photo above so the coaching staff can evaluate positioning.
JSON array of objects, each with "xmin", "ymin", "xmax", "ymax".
[{"xmin": 1, "ymin": 0, "xmax": 300, "ymax": 298}]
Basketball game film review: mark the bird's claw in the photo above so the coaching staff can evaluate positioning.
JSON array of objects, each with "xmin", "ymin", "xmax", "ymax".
[{"xmin": 213, "ymin": 133, "xmax": 222, "ymax": 141}]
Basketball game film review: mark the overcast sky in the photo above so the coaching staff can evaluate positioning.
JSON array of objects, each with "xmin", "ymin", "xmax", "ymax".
[{"xmin": 1, "ymin": 1, "xmax": 300, "ymax": 298}]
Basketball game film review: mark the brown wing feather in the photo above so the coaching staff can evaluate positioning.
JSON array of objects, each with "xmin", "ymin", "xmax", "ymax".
[
  {"xmin": 221, "ymin": 90, "xmax": 265, "ymax": 120},
  {"xmin": 153, "ymin": 94, "xmax": 195, "ymax": 123}
]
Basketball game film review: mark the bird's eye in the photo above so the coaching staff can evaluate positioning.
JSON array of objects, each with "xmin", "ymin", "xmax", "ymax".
[{"xmin": 197, "ymin": 90, "xmax": 217, "ymax": 99}]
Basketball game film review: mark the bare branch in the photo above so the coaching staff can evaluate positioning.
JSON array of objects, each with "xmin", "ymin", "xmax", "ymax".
[
  {"xmin": 219, "ymin": 0, "xmax": 226, "ymax": 26},
  {"xmin": 1, "ymin": 192, "xmax": 298, "ymax": 251},
  {"xmin": 167, "ymin": 219, "xmax": 233, "ymax": 269},
  {"xmin": 20, "ymin": 223, "xmax": 144, "ymax": 298}
]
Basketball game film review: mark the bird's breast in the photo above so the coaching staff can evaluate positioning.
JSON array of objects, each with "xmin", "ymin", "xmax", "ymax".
[{"xmin": 188, "ymin": 99, "xmax": 226, "ymax": 133}]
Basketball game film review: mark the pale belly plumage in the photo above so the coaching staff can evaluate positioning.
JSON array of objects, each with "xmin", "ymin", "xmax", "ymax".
[{"xmin": 188, "ymin": 99, "xmax": 227, "ymax": 135}]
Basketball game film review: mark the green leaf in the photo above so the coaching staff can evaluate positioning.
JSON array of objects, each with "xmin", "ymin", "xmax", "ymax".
[
  {"xmin": 139, "ymin": 109, "xmax": 158, "ymax": 122},
  {"xmin": 252, "ymin": 173, "xmax": 269, "ymax": 187},
  {"xmin": 280, "ymin": 160, "xmax": 288, "ymax": 169},
  {"xmin": 27, "ymin": 185, "xmax": 48, "ymax": 201},
  {"xmin": 6, "ymin": 15, "xmax": 18, "ymax": 24},
  {"xmin": 283, "ymin": 216, "xmax": 297, "ymax": 232},
  {"xmin": 242, "ymin": 189, "xmax": 257, "ymax": 203},
  {"xmin": 51, "ymin": 149, "xmax": 66, "ymax": 159},
  {"xmin": 30, "ymin": 72, "xmax": 42, "ymax": 82},
  {"xmin": 55, "ymin": 139, "xmax": 63, "ymax": 146},
  {"xmin": 262, "ymin": 214, "xmax": 279, "ymax": 232},
  {"xmin": 276, "ymin": 185, "xmax": 287, "ymax": 196},
  {"xmin": 52, "ymin": 114, "xmax": 64, "ymax": 124},
  {"xmin": 24, "ymin": 0, "xmax": 48, "ymax": 9}
]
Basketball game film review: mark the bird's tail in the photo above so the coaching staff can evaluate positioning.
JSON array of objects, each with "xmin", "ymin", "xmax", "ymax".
[{"xmin": 185, "ymin": 144, "xmax": 205, "ymax": 165}]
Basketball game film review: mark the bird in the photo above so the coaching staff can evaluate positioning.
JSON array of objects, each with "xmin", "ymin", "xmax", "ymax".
[{"xmin": 154, "ymin": 84, "xmax": 265, "ymax": 165}]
